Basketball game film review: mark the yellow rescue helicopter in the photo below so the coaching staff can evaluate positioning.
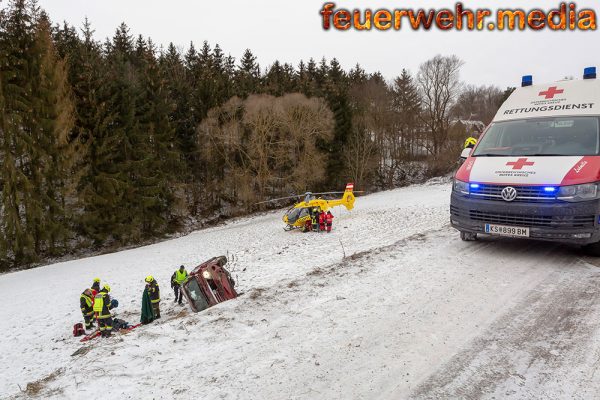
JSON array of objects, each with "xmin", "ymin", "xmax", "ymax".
[{"xmin": 259, "ymin": 183, "xmax": 359, "ymax": 231}]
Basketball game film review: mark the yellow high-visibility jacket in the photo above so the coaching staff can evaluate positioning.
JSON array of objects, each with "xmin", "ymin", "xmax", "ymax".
[
  {"xmin": 80, "ymin": 292, "xmax": 94, "ymax": 316},
  {"xmin": 173, "ymin": 270, "xmax": 188, "ymax": 285},
  {"xmin": 93, "ymin": 291, "xmax": 112, "ymax": 319}
]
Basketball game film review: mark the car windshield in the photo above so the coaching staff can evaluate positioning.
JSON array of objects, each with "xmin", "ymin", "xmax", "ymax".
[
  {"xmin": 185, "ymin": 279, "xmax": 210, "ymax": 312},
  {"xmin": 473, "ymin": 117, "xmax": 600, "ymax": 157}
]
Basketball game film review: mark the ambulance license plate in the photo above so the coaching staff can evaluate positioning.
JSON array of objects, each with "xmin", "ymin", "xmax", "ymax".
[{"xmin": 485, "ymin": 224, "xmax": 529, "ymax": 237}]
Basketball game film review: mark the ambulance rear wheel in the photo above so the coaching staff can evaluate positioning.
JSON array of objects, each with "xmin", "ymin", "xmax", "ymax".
[
  {"xmin": 460, "ymin": 231, "xmax": 477, "ymax": 241},
  {"xmin": 583, "ymin": 241, "xmax": 600, "ymax": 257}
]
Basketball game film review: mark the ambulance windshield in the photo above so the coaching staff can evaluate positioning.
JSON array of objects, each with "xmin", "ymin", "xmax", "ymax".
[{"xmin": 473, "ymin": 117, "xmax": 600, "ymax": 157}]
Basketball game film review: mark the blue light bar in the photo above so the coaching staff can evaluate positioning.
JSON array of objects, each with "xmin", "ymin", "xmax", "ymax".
[
  {"xmin": 544, "ymin": 187, "xmax": 557, "ymax": 192},
  {"xmin": 584, "ymin": 67, "xmax": 597, "ymax": 80},
  {"xmin": 522, "ymin": 75, "xmax": 533, "ymax": 87},
  {"xmin": 470, "ymin": 183, "xmax": 480, "ymax": 189}
]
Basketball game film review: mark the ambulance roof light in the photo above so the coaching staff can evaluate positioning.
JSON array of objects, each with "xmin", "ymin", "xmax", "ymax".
[
  {"xmin": 584, "ymin": 67, "xmax": 597, "ymax": 80},
  {"xmin": 521, "ymin": 75, "xmax": 533, "ymax": 87}
]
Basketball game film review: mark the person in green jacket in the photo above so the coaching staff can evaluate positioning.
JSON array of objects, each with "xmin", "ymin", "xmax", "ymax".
[
  {"xmin": 145, "ymin": 276, "xmax": 161, "ymax": 318},
  {"xmin": 141, "ymin": 285, "xmax": 154, "ymax": 324}
]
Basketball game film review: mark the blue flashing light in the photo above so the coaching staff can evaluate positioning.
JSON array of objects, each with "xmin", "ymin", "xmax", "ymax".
[
  {"xmin": 584, "ymin": 66, "xmax": 597, "ymax": 80},
  {"xmin": 522, "ymin": 75, "xmax": 533, "ymax": 87},
  {"xmin": 544, "ymin": 187, "xmax": 557, "ymax": 193},
  {"xmin": 470, "ymin": 183, "xmax": 480, "ymax": 189}
]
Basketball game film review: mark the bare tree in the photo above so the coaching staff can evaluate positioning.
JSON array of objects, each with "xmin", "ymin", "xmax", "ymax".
[
  {"xmin": 453, "ymin": 84, "xmax": 504, "ymax": 125},
  {"xmin": 198, "ymin": 93, "xmax": 334, "ymax": 209},
  {"xmin": 278, "ymin": 93, "xmax": 334, "ymax": 192},
  {"xmin": 348, "ymin": 75, "xmax": 393, "ymax": 187},
  {"xmin": 344, "ymin": 128, "xmax": 378, "ymax": 189},
  {"xmin": 417, "ymin": 55, "xmax": 464, "ymax": 155}
]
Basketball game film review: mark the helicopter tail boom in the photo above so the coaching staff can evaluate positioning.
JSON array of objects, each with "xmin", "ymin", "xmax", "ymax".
[{"xmin": 324, "ymin": 183, "xmax": 355, "ymax": 211}]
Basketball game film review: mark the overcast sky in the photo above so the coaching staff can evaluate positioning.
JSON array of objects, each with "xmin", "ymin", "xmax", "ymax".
[{"xmin": 36, "ymin": 0, "xmax": 599, "ymax": 89}]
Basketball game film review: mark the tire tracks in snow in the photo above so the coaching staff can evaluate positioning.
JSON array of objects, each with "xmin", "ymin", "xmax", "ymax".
[{"xmin": 409, "ymin": 253, "xmax": 600, "ymax": 399}]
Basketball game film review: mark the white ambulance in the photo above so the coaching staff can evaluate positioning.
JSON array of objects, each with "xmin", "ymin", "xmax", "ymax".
[{"xmin": 451, "ymin": 67, "xmax": 600, "ymax": 254}]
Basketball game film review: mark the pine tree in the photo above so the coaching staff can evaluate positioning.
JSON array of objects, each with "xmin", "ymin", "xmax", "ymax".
[
  {"xmin": 392, "ymin": 69, "xmax": 421, "ymax": 157},
  {"xmin": 0, "ymin": 0, "xmax": 36, "ymax": 265},
  {"xmin": 163, "ymin": 42, "xmax": 195, "ymax": 168},
  {"xmin": 29, "ymin": 13, "xmax": 75, "ymax": 255},
  {"xmin": 264, "ymin": 61, "xmax": 285, "ymax": 96},
  {"xmin": 79, "ymin": 23, "xmax": 144, "ymax": 244},
  {"xmin": 235, "ymin": 49, "xmax": 260, "ymax": 97},
  {"xmin": 297, "ymin": 58, "xmax": 318, "ymax": 97},
  {"xmin": 134, "ymin": 36, "xmax": 182, "ymax": 234},
  {"xmin": 0, "ymin": 1, "xmax": 74, "ymax": 266},
  {"xmin": 349, "ymin": 63, "xmax": 367, "ymax": 84},
  {"xmin": 322, "ymin": 59, "xmax": 352, "ymax": 187}
]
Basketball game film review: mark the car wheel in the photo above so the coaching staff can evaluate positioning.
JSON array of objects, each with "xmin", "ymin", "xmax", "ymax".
[
  {"xmin": 460, "ymin": 231, "xmax": 477, "ymax": 241},
  {"xmin": 583, "ymin": 241, "xmax": 600, "ymax": 257}
]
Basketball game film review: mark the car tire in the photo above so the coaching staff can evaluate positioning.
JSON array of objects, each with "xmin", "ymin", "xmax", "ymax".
[
  {"xmin": 460, "ymin": 231, "xmax": 477, "ymax": 241},
  {"xmin": 583, "ymin": 242, "xmax": 600, "ymax": 257}
]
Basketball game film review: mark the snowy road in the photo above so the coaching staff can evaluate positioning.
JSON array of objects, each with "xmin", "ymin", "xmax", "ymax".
[{"xmin": 2, "ymin": 179, "xmax": 600, "ymax": 399}]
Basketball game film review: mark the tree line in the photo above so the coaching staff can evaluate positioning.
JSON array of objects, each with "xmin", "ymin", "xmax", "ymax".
[{"xmin": 0, "ymin": 0, "xmax": 513, "ymax": 270}]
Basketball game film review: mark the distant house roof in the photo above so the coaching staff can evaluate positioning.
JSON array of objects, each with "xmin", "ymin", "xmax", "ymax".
[{"xmin": 453, "ymin": 119, "xmax": 486, "ymax": 133}]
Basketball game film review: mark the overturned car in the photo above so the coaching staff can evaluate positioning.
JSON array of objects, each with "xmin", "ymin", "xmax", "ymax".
[{"xmin": 181, "ymin": 256, "xmax": 238, "ymax": 312}]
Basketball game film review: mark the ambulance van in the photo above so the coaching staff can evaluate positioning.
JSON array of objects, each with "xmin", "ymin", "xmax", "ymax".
[{"xmin": 451, "ymin": 67, "xmax": 600, "ymax": 254}]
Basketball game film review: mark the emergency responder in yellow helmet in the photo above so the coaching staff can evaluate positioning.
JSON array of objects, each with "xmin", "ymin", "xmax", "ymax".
[
  {"xmin": 91, "ymin": 278, "xmax": 101, "ymax": 293},
  {"xmin": 464, "ymin": 136, "xmax": 478, "ymax": 149},
  {"xmin": 145, "ymin": 276, "xmax": 161, "ymax": 319},
  {"xmin": 80, "ymin": 288, "xmax": 95, "ymax": 330},
  {"xmin": 93, "ymin": 284, "xmax": 114, "ymax": 337}
]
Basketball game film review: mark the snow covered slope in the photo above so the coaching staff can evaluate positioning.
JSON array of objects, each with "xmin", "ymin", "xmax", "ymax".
[{"xmin": 2, "ymin": 180, "xmax": 600, "ymax": 399}]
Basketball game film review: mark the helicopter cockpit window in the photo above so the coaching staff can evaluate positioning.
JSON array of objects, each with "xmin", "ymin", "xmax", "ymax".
[
  {"xmin": 287, "ymin": 208, "xmax": 302, "ymax": 224},
  {"xmin": 287, "ymin": 207, "xmax": 310, "ymax": 224}
]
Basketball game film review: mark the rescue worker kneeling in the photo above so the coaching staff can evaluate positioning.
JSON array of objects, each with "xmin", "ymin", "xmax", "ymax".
[
  {"xmin": 80, "ymin": 288, "xmax": 95, "ymax": 330},
  {"xmin": 93, "ymin": 285, "xmax": 114, "ymax": 337},
  {"xmin": 146, "ymin": 276, "xmax": 161, "ymax": 319}
]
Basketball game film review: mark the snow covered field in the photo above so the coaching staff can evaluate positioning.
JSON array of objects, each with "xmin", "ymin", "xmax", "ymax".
[{"xmin": 2, "ymin": 179, "xmax": 600, "ymax": 399}]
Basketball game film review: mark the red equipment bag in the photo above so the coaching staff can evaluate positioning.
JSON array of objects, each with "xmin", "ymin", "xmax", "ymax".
[{"xmin": 73, "ymin": 323, "xmax": 85, "ymax": 337}]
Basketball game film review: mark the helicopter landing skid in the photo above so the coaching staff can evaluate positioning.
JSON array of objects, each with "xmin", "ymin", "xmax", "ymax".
[{"xmin": 284, "ymin": 225, "xmax": 295, "ymax": 232}]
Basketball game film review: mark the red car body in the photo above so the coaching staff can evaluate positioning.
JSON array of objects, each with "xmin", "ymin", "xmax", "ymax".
[{"xmin": 182, "ymin": 256, "xmax": 238, "ymax": 312}]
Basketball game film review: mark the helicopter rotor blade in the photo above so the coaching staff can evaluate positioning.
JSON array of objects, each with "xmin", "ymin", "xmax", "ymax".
[
  {"xmin": 311, "ymin": 191, "xmax": 366, "ymax": 195},
  {"xmin": 256, "ymin": 194, "xmax": 302, "ymax": 204},
  {"xmin": 256, "ymin": 188, "xmax": 366, "ymax": 205}
]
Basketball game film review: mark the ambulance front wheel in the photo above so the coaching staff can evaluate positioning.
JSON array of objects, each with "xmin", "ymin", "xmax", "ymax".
[
  {"xmin": 583, "ymin": 241, "xmax": 600, "ymax": 257},
  {"xmin": 460, "ymin": 231, "xmax": 477, "ymax": 241}
]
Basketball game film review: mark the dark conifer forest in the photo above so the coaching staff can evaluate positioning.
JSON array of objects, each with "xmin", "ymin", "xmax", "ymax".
[{"xmin": 0, "ymin": 0, "xmax": 512, "ymax": 269}]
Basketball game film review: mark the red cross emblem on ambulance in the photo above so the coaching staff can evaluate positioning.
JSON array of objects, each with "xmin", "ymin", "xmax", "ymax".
[
  {"xmin": 538, "ymin": 86, "xmax": 564, "ymax": 99},
  {"xmin": 506, "ymin": 158, "xmax": 535, "ymax": 170}
]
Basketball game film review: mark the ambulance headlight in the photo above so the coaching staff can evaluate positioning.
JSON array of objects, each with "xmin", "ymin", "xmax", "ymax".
[
  {"xmin": 557, "ymin": 183, "xmax": 598, "ymax": 202},
  {"xmin": 453, "ymin": 179, "xmax": 470, "ymax": 195}
]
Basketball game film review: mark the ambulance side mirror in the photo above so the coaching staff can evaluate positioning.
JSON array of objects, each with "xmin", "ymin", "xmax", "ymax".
[{"xmin": 460, "ymin": 147, "xmax": 472, "ymax": 159}]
